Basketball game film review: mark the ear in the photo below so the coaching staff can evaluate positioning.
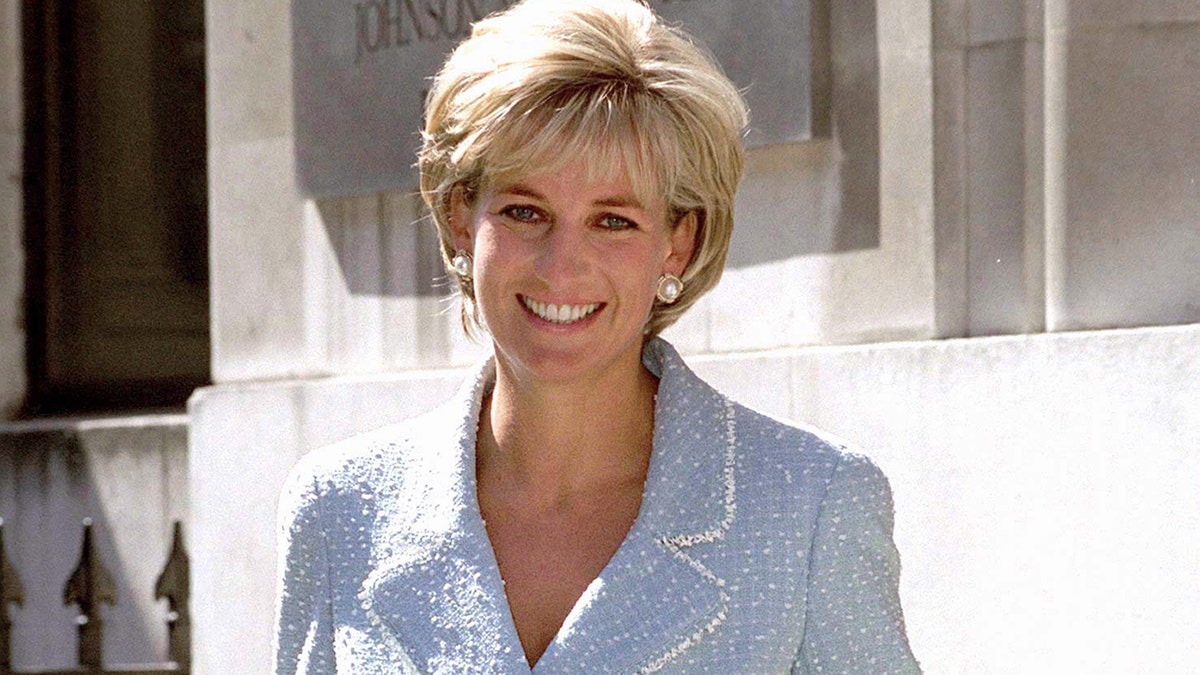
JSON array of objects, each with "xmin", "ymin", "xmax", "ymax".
[
  {"xmin": 664, "ymin": 211, "xmax": 698, "ymax": 277},
  {"xmin": 448, "ymin": 186, "xmax": 475, "ymax": 252}
]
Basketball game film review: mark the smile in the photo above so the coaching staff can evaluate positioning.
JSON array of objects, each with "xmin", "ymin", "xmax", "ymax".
[{"xmin": 520, "ymin": 295, "xmax": 602, "ymax": 324}]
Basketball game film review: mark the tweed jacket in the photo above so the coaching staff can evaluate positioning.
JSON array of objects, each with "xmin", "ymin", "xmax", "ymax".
[{"xmin": 274, "ymin": 338, "xmax": 920, "ymax": 674}]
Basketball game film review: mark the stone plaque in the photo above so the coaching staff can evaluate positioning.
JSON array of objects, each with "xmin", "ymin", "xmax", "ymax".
[{"xmin": 293, "ymin": 0, "xmax": 825, "ymax": 197}]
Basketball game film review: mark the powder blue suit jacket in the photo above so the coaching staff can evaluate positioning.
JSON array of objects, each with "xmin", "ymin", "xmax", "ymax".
[{"xmin": 274, "ymin": 339, "xmax": 920, "ymax": 674}]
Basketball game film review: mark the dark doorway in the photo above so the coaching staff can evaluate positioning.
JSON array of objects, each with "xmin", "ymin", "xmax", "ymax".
[{"xmin": 22, "ymin": 0, "xmax": 210, "ymax": 415}]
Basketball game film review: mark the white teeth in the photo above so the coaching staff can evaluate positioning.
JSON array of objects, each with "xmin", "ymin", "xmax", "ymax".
[{"xmin": 522, "ymin": 296, "xmax": 600, "ymax": 324}]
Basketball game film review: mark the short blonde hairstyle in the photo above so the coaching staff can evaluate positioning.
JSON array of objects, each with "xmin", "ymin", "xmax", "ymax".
[{"xmin": 420, "ymin": 0, "xmax": 748, "ymax": 336}]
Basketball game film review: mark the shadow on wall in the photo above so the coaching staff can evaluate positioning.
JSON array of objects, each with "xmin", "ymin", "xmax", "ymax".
[
  {"xmin": 317, "ymin": 0, "xmax": 879, "ymax": 298},
  {"xmin": 727, "ymin": 0, "xmax": 880, "ymax": 267},
  {"xmin": 316, "ymin": 193, "xmax": 448, "ymax": 299}
]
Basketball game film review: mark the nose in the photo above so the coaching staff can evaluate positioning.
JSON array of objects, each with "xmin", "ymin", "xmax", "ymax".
[{"xmin": 533, "ymin": 221, "xmax": 589, "ymax": 284}]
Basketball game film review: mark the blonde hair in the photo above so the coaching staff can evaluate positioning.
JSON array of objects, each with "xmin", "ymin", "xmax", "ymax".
[{"xmin": 419, "ymin": 0, "xmax": 747, "ymax": 336}]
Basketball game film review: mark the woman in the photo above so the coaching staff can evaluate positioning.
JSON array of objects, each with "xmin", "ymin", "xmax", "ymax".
[{"xmin": 275, "ymin": 0, "xmax": 920, "ymax": 672}]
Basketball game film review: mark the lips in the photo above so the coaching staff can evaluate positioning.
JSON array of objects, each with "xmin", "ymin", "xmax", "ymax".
[{"xmin": 520, "ymin": 295, "xmax": 602, "ymax": 324}]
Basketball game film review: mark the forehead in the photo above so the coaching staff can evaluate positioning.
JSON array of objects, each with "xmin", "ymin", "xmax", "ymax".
[
  {"xmin": 486, "ymin": 160, "xmax": 665, "ymax": 212},
  {"xmin": 478, "ymin": 111, "xmax": 675, "ymax": 212}
]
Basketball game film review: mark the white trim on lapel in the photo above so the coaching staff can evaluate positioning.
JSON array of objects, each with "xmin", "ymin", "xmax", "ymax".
[
  {"xmin": 359, "ymin": 360, "xmax": 532, "ymax": 674},
  {"xmin": 638, "ymin": 397, "xmax": 737, "ymax": 674},
  {"xmin": 534, "ymin": 338, "xmax": 740, "ymax": 674}
]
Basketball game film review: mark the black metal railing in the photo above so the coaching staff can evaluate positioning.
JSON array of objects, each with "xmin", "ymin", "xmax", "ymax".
[{"xmin": 0, "ymin": 518, "xmax": 189, "ymax": 675}]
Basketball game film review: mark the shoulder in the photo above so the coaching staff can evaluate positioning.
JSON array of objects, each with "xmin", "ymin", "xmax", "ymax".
[
  {"xmin": 284, "ymin": 357, "xmax": 492, "ymax": 494},
  {"xmin": 278, "ymin": 395, "xmax": 465, "ymax": 510},
  {"xmin": 730, "ymin": 400, "xmax": 892, "ymax": 505},
  {"xmin": 285, "ymin": 417, "xmax": 415, "ymax": 488},
  {"xmin": 647, "ymin": 337, "xmax": 892, "ymax": 504},
  {"xmin": 734, "ymin": 401, "xmax": 888, "ymax": 480}
]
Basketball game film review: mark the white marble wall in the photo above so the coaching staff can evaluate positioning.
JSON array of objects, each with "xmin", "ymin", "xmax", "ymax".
[{"xmin": 0, "ymin": 0, "xmax": 24, "ymax": 418}]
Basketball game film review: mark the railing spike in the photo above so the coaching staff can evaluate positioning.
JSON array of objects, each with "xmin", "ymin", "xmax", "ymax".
[
  {"xmin": 154, "ymin": 520, "xmax": 190, "ymax": 672},
  {"xmin": 63, "ymin": 518, "xmax": 116, "ymax": 671},
  {"xmin": 0, "ymin": 517, "xmax": 25, "ymax": 673}
]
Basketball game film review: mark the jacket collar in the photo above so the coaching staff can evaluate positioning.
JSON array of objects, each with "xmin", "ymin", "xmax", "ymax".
[{"xmin": 362, "ymin": 338, "xmax": 738, "ymax": 673}]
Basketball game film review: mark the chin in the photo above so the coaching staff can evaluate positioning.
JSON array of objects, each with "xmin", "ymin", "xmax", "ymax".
[{"xmin": 493, "ymin": 333, "xmax": 645, "ymax": 387}]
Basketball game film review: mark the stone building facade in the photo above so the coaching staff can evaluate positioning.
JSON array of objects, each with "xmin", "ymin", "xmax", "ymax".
[{"xmin": 1, "ymin": 0, "xmax": 1199, "ymax": 672}]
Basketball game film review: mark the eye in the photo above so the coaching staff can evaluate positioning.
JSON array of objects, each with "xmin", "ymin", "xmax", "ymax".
[
  {"xmin": 500, "ymin": 205, "xmax": 542, "ymax": 223},
  {"xmin": 597, "ymin": 214, "xmax": 637, "ymax": 231}
]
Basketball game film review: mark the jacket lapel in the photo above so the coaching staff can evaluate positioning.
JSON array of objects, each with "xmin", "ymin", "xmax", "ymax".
[
  {"xmin": 535, "ymin": 338, "xmax": 739, "ymax": 674},
  {"xmin": 360, "ymin": 361, "xmax": 530, "ymax": 673}
]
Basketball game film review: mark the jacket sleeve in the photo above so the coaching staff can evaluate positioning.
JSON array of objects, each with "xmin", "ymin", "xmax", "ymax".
[
  {"xmin": 793, "ymin": 452, "xmax": 922, "ymax": 674},
  {"xmin": 273, "ymin": 460, "xmax": 337, "ymax": 675}
]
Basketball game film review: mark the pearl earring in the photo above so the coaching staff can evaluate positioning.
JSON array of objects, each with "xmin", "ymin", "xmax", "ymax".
[
  {"xmin": 451, "ymin": 250, "xmax": 473, "ymax": 278},
  {"xmin": 656, "ymin": 273, "xmax": 683, "ymax": 304}
]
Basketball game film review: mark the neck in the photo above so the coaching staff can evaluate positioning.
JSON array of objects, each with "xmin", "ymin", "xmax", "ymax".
[{"xmin": 477, "ymin": 345, "xmax": 658, "ymax": 509}]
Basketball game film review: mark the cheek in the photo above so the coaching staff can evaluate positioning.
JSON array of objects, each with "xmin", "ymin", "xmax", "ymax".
[
  {"xmin": 469, "ymin": 224, "xmax": 525, "ymax": 308},
  {"xmin": 472, "ymin": 226, "xmax": 513, "ymax": 273},
  {"xmin": 618, "ymin": 249, "xmax": 668, "ymax": 302},
  {"xmin": 634, "ymin": 239, "xmax": 673, "ymax": 282}
]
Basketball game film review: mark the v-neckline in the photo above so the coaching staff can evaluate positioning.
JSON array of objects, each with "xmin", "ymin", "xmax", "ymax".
[
  {"xmin": 463, "ymin": 413, "xmax": 655, "ymax": 670},
  {"xmin": 462, "ymin": 487, "xmax": 657, "ymax": 671}
]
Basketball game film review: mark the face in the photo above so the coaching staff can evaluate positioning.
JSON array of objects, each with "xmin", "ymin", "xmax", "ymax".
[{"xmin": 451, "ymin": 160, "xmax": 696, "ymax": 386}]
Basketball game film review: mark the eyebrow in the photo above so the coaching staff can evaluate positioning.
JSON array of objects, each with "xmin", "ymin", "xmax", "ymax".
[{"xmin": 495, "ymin": 183, "xmax": 647, "ymax": 211}]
